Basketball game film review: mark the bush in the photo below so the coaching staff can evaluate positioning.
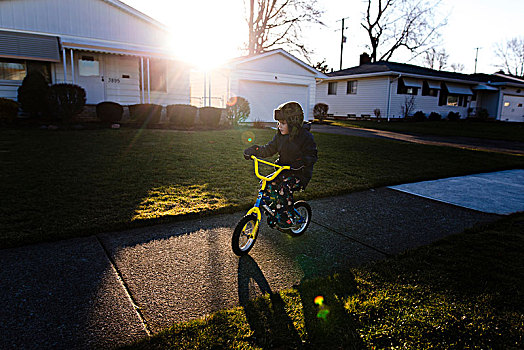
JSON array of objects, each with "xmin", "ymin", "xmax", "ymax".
[
  {"xmin": 428, "ymin": 112, "xmax": 442, "ymax": 121},
  {"xmin": 47, "ymin": 84, "xmax": 86, "ymax": 121},
  {"xmin": 412, "ymin": 110, "xmax": 427, "ymax": 122},
  {"xmin": 477, "ymin": 108, "xmax": 489, "ymax": 120},
  {"xmin": 129, "ymin": 104, "xmax": 162, "ymax": 125},
  {"xmin": 0, "ymin": 98, "xmax": 19, "ymax": 122},
  {"xmin": 199, "ymin": 107, "xmax": 222, "ymax": 128},
  {"xmin": 314, "ymin": 103, "xmax": 329, "ymax": 122},
  {"xmin": 167, "ymin": 104, "xmax": 197, "ymax": 128},
  {"xmin": 226, "ymin": 97, "xmax": 250, "ymax": 126},
  {"xmin": 447, "ymin": 111, "xmax": 461, "ymax": 121},
  {"xmin": 253, "ymin": 120, "xmax": 266, "ymax": 129},
  {"xmin": 17, "ymin": 72, "xmax": 49, "ymax": 118},
  {"xmin": 96, "ymin": 101, "xmax": 123, "ymax": 123}
]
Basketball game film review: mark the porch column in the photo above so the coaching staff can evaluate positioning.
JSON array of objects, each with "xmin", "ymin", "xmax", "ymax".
[
  {"xmin": 140, "ymin": 57, "xmax": 145, "ymax": 103},
  {"xmin": 208, "ymin": 73, "xmax": 211, "ymax": 106},
  {"xmin": 70, "ymin": 49, "xmax": 75, "ymax": 84},
  {"xmin": 146, "ymin": 57, "xmax": 151, "ymax": 104},
  {"xmin": 203, "ymin": 71, "xmax": 207, "ymax": 107},
  {"xmin": 62, "ymin": 47, "xmax": 67, "ymax": 82}
]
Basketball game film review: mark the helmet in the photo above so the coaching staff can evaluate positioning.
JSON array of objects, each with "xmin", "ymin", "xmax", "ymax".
[{"xmin": 273, "ymin": 101, "xmax": 304, "ymax": 139}]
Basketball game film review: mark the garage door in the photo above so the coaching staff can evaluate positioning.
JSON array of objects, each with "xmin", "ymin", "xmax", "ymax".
[
  {"xmin": 238, "ymin": 80, "xmax": 309, "ymax": 122},
  {"xmin": 501, "ymin": 95, "xmax": 524, "ymax": 122}
]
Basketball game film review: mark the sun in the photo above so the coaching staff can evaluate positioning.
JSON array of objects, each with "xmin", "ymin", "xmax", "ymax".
[{"xmin": 162, "ymin": 1, "xmax": 246, "ymax": 70}]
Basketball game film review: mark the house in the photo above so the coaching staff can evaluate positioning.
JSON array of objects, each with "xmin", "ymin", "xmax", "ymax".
[
  {"xmin": 0, "ymin": 0, "xmax": 190, "ymax": 106},
  {"xmin": 316, "ymin": 54, "xmax": 524, "ymax": 122},
  {"xmin": 190, "ymin": 49, "xmax": 327, "ymax": 123}
]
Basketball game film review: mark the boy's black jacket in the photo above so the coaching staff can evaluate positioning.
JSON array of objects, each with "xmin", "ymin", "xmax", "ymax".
[{"xmin": 250, "ymin": 126, "xmax": 318, "ymax": 188}]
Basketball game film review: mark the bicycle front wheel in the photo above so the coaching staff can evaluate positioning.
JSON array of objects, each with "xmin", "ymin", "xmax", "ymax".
[{"xmin": 232, "ymin": 214, "xmax": 259, "ymax": 256}]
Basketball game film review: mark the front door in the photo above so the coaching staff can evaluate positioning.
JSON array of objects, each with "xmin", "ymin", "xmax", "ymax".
[{"xmin": 76, "ymin": 53, "xmax": 106, "ymax": 104}]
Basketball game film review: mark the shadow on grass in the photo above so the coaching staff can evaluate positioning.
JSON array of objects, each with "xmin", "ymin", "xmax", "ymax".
[{"xmin": 238, "ymin": 255, "xmax": 365, "ymax": 349}]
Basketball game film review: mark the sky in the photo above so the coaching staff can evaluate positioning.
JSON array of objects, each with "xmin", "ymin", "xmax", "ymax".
[{"xmin": 121, "ymin": 0, "xmax": 524, "ymax": 74}]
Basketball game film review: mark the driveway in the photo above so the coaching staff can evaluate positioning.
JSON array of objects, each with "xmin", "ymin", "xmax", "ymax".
[
  {"xmin": 311, "ymin": 124, "xmax": 524, "ymax": 155},
  {"xmin": 2, "ymin": 169, "xmax": 523, "ymax": 348}
]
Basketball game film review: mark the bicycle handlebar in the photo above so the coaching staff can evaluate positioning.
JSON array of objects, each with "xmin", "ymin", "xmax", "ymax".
[{"xmin": 251, "ymin": 155, "xmax": 290, "ymax": 181}]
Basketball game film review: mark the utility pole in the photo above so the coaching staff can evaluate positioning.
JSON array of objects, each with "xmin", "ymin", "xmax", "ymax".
[
  {"xmin": 337, "ymin": 17, "xmax": 349, "ymax": 70},
  {"xmin": 474, "ymin": 47, "xmax": 480, "ymax": 74}
]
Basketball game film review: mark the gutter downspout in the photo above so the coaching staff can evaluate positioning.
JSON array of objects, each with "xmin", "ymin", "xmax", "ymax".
[
  {"xmin": 70, "ymin": 49, "xmax": 75, "ymax": 84},
  {"xmin": 62, "ymin": 47, "xmax": 67, "ymax": 82},
  {"xmin": 387, "ymin": 74, "xmax": 402, "ymax": 121}
]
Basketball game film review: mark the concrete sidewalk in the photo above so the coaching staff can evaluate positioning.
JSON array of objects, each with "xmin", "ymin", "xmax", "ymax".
[
  {"xmin": 311, "ymin": 124, "xmax": 524, "ymax": 155},
  {"xmin": 1, "ymin": 170, "xmax": 522, "ymax": 349}
]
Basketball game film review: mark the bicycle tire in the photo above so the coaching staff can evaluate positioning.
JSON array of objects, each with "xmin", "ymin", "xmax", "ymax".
[
  {"xmin": 232, "ymin": 214, "xmax": 259, "ymax": 256},
  {"xmin": 282, "ymin": 201, "xmax": 312, "ymax": 236}
]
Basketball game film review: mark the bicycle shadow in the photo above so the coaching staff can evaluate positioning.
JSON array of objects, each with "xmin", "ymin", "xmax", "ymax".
[{"xmin": 237, "ymin": 255, "xmax": 302, "ymax": 348}]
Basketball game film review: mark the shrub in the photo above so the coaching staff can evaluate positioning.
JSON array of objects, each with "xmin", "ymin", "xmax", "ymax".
[
  {"xmin": 314, "ymin": 103, "xmax": 329, "ymax": 122},
  {"xmin": 0, "ymin": 98, "xmax": 19, "ymax": 122},
  {"xmin": 96, "ymin": 101, "xmax": 123, "ymax": 123},
  {"xmin": 373, "ymin": 108, "xmax": 381, "ymax": 118},
  {"xmin": 47, "ymin": 84, "xmax": 86, "ymax": 121},
  {"xmin": 412, "ymin": 110, "xmax": 427, "ymax": 122},
  {"xmin": 253, "ymin": 120, "xmax": 266, "ymax": 129},
  {"xmin": 477, "ymin": 108, "xmax": 489, "ymax": 120},
  {"xmin": 199, "ymin": 107, "xmax": 222, "ymax": 128},
  {"xmin": 129, "ymin": 104, "xmax": 162, "ymax": 125},
  {"xmin": 428, "ymin": 112, "xmax": 442, "ymax": 121},
  {"xmin": 167, "ymin": 104, "xmax": 197, "ymax": 128},
  {"xmin": 17, "ymin": 72, "xmax": 49, "ymax": 118},
  {"xmin": 226, "ymin": 97, "xmax": 250, "ymax": 126},
  {"xmin": 447, "ymin": 111, "xmax": 461, "ymax": 121}
]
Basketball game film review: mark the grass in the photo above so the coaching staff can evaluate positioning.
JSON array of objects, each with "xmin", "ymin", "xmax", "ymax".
[
  {"xmin": 123, "ymin": 213, "xmax": 524, "ymax": 349},
  {"xmin": 1, "ymin": 127, "xmax": 523, "ymax": 248},
  {"xmin": 327, "ymin": 120, "xmax": 524, "ymax": 143}
]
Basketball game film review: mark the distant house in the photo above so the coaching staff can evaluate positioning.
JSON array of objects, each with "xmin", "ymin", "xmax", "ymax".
[
  {"xmin": 0, "ymin": 0, "xmax": 189, "ymax": 106},
  {"xmin": 316, "ymin": 55, "xmax": 524, "ymax": 122},
  {"xmin": 191, "ymin": 49, "xmax": 327, "ymax": 123}
]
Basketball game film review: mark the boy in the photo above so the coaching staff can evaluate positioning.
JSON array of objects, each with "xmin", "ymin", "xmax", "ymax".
[{"xmin": 243, "ymin": 101, "xmax": 318, "ymax": 229}]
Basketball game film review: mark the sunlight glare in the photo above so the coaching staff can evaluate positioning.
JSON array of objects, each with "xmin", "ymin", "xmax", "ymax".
[{"xmin": 164, "ymin": 1, "xmax": 245, "ymax": 70}]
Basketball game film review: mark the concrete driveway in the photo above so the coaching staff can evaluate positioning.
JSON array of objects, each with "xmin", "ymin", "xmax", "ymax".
[{"xmin": 4, "ymin": 168, "xmax": 523, "ymax": 348}]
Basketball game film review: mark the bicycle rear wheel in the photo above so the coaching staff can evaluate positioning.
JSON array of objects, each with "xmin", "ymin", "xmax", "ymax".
[
  {"xmin": 284, "ymin": 201, "xmax": 312, "ymax": 236},
  {"xmin": 232, "ymin": 214, "xmax": 259, "ymax": 256}
]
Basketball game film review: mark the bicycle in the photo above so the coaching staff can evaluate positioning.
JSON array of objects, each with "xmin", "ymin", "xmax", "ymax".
[{"xmin": 232, "ymin": 155, "xmax": 312, "ymax": 256}]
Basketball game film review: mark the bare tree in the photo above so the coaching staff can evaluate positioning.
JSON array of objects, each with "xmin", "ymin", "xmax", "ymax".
[
  {"xmin": 361, "ymin": 0, "xmax": 447, "ymax": 63},
  {"xmin": 401, "ymin": 95, "xmax": 416, "ymax": 118},
  {"xmin": 314, "ymin": 59, "xmax": 330, "ymax": 73},
  {"xmin": 450, "ymin": 63, "xmax": 464, "ymax": 73},
  {"xmin": 495, "ymin": 37, "xmax": 524, "ymax": 77},
  {"xmin": 423, "ymin": 47, "xmax": 448, "ymax": 70},
  {"xmin": 245, "ymin": 0, "xmax": 323, "ymax": 61}
]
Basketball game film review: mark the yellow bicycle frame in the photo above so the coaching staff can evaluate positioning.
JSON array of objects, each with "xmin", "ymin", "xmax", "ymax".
[{"xmin": 245, "ymin": 156, "xmax": 290, "ymax": 237}]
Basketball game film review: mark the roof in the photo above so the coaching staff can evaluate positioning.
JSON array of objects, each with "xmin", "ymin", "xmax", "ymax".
[
  {"xmin": 324, "ymin": 61, "xmax": 524, "ymax": 88},
  {"xmin": 327, "ymin": 61, "xmax": 477, "ymax": 82},
  {"xmin": 226, "ymin": 49, "xmax": 327, "ymax": 78}
]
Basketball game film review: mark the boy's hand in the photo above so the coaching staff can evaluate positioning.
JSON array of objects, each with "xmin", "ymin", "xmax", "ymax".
[{"xmin": 243, "ymin": 145, "xmax": 259, "ymax": 160}]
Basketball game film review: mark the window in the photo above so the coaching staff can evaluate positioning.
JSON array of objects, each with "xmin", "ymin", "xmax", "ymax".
[
  {"xmin": 79, "ymin": 56, "xmax": 100, "ymax": 76},
  {"xmin": 328, "ymin": 82, "xmax": 337, "ymax": 95},
  {"xmin": 149, "ymin": 59, "xmax": 167, "ymax": 92},
  {"xmin": 346, "ymin": 80, "xmax": 357, "ymax": 94},
  {"xmin": 518, "ymin": 103, "xmax": 523, "ymax": 107},
  {"xmin": 422, "ymin": 81, "xmax": 438, "ymax": 96},
  {"xmin": 0, "ymin": 59, "xmax": 26, "ymax": 81},
  {"xmin": 447, "ymin": 95, "xmax": 459, "ymax": 106},
  {"xmin": 27, "ymin": 61, "xmax": 51, "ymax": 83},
  {"xmin": 397, "ymin": 80, "xmax": 418, "ymax": 95},
  {"xmin": 504, "ymin": 102, "xmax": 510, "ymax": 107}
]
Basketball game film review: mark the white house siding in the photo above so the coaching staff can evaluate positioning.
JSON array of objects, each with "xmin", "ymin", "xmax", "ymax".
[
  {"xmin": 499, "ymin": 87, "xmax": 524, "ymax": 122},
  {"xmin": 236, "ymin": 54, "xmax": 314, "ymax": 77},
  {"xmin": 316, "ymin": 77, "xmax": 389, "ymax": 117},
  {"xmin": 0, "ymin": 82, "xmax": 18, "ymax": 100},
  {"xmin": 103, "ymin": 55, "xmax": 140, "ymax": 105},
  {"xmin": 0, "ymin": 0, "xmax": 168, "ymax": 48},
  {"xmin": 388, "ymin": 80, "xmax": 470, "ymax": 118}
]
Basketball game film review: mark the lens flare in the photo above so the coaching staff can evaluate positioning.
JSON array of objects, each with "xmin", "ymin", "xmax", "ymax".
[
  {"xmin": 314, "ymin": 296, "xmax": 324, "ymax": 305},
  {"xmin": 317, "ymin": 309, "xmax": 330, "ymax": 320},
  {"xmin": 227, "ymin": 96, "xmax": 238, "ymax": 107},
  {"xmin": 314, "ymin": 295, "xmax": 329, "ymax": 320},
  {"xmin": 241, "ymin": 131, "xmax": 255, "ymax": 145}
]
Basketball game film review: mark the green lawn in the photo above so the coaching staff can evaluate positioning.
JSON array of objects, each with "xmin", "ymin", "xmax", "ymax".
[
  {"xmin": 327, "ymin": 120, "xmax": 524, "ymax": 142},
  {"xmin": 1, "ymin": 127, "xmax": 523, "ymax": 248},
  {"xmin": 123, "ymin": 213, "xmax": 524, "ymax": 349}
]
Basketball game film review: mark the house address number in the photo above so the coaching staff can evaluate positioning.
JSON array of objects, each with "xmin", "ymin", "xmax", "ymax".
[{"xmin": 108, "ymin": 77, "xmax": 121, "ymax": 84}]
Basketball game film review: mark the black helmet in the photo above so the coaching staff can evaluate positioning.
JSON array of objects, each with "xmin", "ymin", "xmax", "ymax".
[{"xmin": 273, "ymin": 101, "xmax": 304, "ymax": 139}]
